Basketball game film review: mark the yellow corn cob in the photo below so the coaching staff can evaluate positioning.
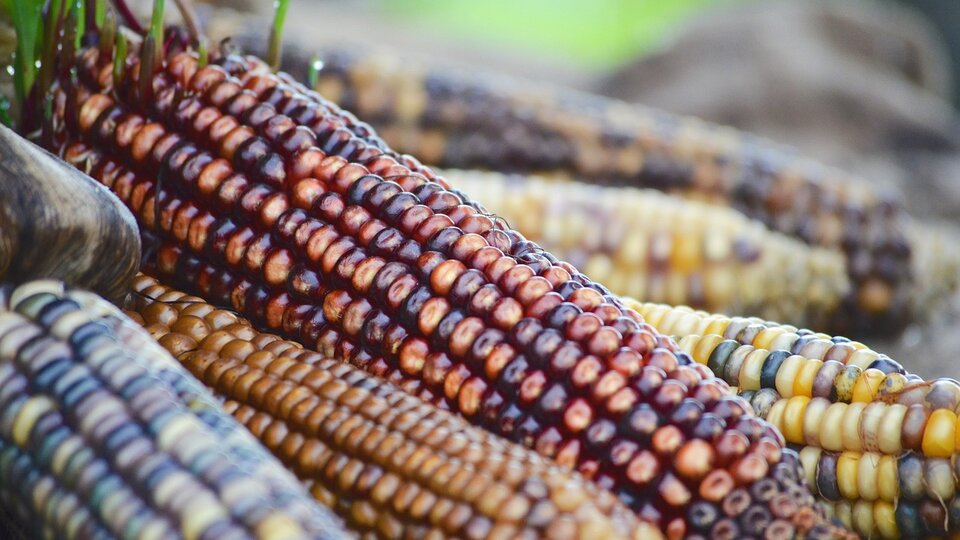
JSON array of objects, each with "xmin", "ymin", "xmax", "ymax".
[
  {"xmin": 0, "ymin": 279, "xmax": 348, "ymax": 539},
  {"xmin": 446, "ymin": 169, "xmax": 850, "ymax": 328},
  {"xmin": 125, "ymin": 274, "xmax": 663, "ymax": 539}
]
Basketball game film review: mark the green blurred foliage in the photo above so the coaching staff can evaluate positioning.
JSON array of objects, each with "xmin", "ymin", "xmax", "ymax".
[{"xmin": 382, "ymin": 0, "xmax": 742, "ymax": 67}]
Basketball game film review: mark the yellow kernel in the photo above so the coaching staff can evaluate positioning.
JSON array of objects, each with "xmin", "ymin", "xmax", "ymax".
[
  {"xmin": 775, "ymin": 355, "xmax": 804, "ymax": 399},
  {"xmin": 792, "ymin": 357, "xmax": 823, "ymax": 397},
  {"xmin": 833, "ymin": 500, "xmax": 853, "ymax": 529},
  {"xmin": 841, "ymin": 402, "xmax": 867, "ymax": 452},
  {"xmin": 847, "ymin": 349, "xmax": 880, "ymax": 370},
  {"xmin": 781, "ymin": 396, "xmax": 810, "ymax": 444},
  {"xmin": 837, "ymin": 452, "xmax": 860, "ymax": 499},
  {"xmin": 802, "ymin": 397, "xmax": 830, "ymax": 447},
  {"xmin": 767, "ymin": 332, "xmax": 799, "ymax": 353},
  {"xmin": 738, "ymin": 348, "xmax": 767, "ymax": 391},
  {"xmin": 677, "ymin": 335, "xmax": 699, "ymax": 356},
  {"xmin": 851, "ymin": 368, "xmax": 886, "ymax": 402},
  {"xmin": 753, "ymin": 327, "xmax": 787, "ymax": 351},
  {"xmin": 691, "ymin": 334, "xmax": 724, "ymax": 366},
  {"xmin": 766, "ymin": 399, "xmax": 788, "ymax": 435},
  {"xmin": 851, "ymin": 500, "xmax": 875, "ymax": 538},
  {"xmin": 256, "ymin": 512, "xmax": 307, "ymax": 540},
  {"xmin": 703, "ymin": 318, "xmax": 730, "ymax": 338},
  {"xmin": 877, "ymin": 455, "xmax": 898, "ymax": 502},
  {"xmin": 798, "ymin": 446, "xmax": 821, "ymax": 490},
  {"xmin": 820, "ymin": 403, "xmax": 847, "ymax": 452},
  {"xmin": 642, "ymin": 305, "xmax": 670, "ymax": 330},
  {"xmin": 12, "ymin": 395, "xmax": 56, "ymax": 447},
  {"xmin": 182, "ymin": 501, "xmax": 229, "ymax": 540},
  {"xmin": 877, "ymin": 404, "xmax": 906, "ymax": 454},
  {"xmin": 858, "ymin": 402, "xmax": 886, "ymax": 452},
  {"xmin": 922, "ymin": 408, "xmax": 957, "ymax": 458},
  {"xmin": 874, "ymin": 501, "xmax": 898, "ymax": 540},
  {"xmin": 856, "ymin": 452, "xmax": 881, "ymax": 501}
]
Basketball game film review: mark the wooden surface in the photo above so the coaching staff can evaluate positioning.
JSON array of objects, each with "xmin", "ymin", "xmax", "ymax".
[{"xmin": 0, "ymin": 124, "xmax": 141, "ymax": 302}]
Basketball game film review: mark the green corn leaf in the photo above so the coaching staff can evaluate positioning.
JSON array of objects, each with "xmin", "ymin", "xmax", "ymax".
[
  {"xmin": 268, "ymin": 0, "xmax": 289, "ymax": 70},
  {"xmin": 94, "ymin": 0, "xmax": 105, "ymax": 28},
  {"xmin": 0, "ymin": 95, "xmax": 12, "ymax": 128},
  {"xmin": 197, "ymin": 36, "xmax": 208, "ymax": 69},
  {"xmin": 149, "ymin": 0, "xmax": 164, "ymax": 65},
  {"xmin": 113, "ymin": 30, "xmax": 127, "ymax": 89},
  {"xmin": 74, "ymin": 0, "xmax": 85, "ymax": 49},
  {"xmin": 307, "ymin": 56, "xmax": 321, "ymax": 89},
  {"xmin": 9, "ymin": 0, "xmax": 43, "ymax": 106}
]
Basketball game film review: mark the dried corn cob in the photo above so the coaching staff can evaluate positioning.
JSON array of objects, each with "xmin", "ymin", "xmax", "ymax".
[
  {"xmin": 298, "ymin": 48, "xmax": 919, "ymax": 336},
  {"xmin": 125, "ymin": 273, "xmax": 663, "ymax": 540},
  {"xmin": 445, "ymin": 169, "xmax": 850, "ymax": 328},
  {"xmin": 625, "ymin": 298, "xmax": 960, "ymax": 537},
  {"xmin": 33, "ymin": 33, "xmax": 853, "ymax": 538},
  {"xmin": 0, "ymin": 279, "xmax": 347, "ymax": 539}
]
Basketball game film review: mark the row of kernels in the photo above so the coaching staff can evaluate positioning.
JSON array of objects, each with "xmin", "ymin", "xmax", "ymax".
[
  {"xmin": 757, "ymin": 393, "xmax": 960, "ymax": 457},
  {"xmin": 675, "ymin": 333, "xmax": 913, "ymax": 405},
  {"xmin": 629, "ymin": 300, "xmax": 896, "ymax": 371},
  {"xmin": 144, "ymin": 232, "xmax": 825, "ymax": 538},
  {"xmin": 801, "ymin": 447, "xmax": 960, "ymax": 536}
]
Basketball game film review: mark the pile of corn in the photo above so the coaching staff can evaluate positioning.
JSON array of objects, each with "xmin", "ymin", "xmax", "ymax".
[
  {"xmin": 307, "ymin": 49, "xmax": 960, "ymax": 337},
  {"xmin": 1, "ymin": 2, "xmax": 958, "ymax": 539},
  {"xmin": 34, "ymin": 19, "xmax": 854, "ymax": 539}
]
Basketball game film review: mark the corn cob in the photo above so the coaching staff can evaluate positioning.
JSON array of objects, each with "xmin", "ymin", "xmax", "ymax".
[
  {"xmin": 125, "ymin": 274, "xmax": 663, "ymax": 539},
  {"xmin": 299, "ymin": 48, "xmax": 919, "ymax": 337},
  {"xmin": 444, "ymin": 169, "xmax": 850, "ymax": 328},
  {"xmin": 751, "ymin": 386, "xmax": 960, "ymax": 538},
  {"xmin": 0, "ymin": 279, "xmax": 347, "ymax": 539},
  {"xmin": 625, "ymin": 298, "xmax": 960, "ymax": 537},
  {"xmin": 34, "ymin": 36, "xmax": 854, "ymax": 538}
]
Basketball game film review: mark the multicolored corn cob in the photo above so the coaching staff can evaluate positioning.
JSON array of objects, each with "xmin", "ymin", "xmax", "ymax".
[
  {"xmin": 35, "ymin": 34, "xmax": 853, "ymax": 538},
  {"xmin": 626, "ymin": 298, "xmax": 960, "ymax": 537},
  {"xmin": 125, "ymin": 274, "xmax": 663, "ymax": 540},
  {"xmin": 302, "ymin": 48, "xmax": 923, "ymax": 337},
  {"xmin": 0, "ymin": 279, "xmax": 347, "ymax": 539},
  {"xmin": 445, "ymin": 169, "xmax": 850, "ymax": 328}
]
